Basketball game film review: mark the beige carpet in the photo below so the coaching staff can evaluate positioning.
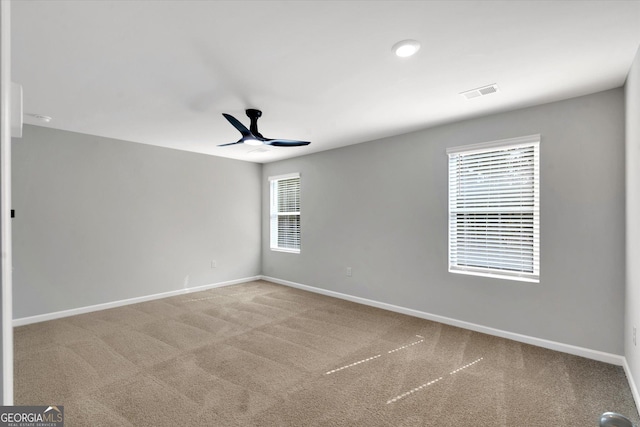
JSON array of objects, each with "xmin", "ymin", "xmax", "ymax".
[{"xmin": 14, "ymin": 280, "xmax": 640, "ymax": 426}]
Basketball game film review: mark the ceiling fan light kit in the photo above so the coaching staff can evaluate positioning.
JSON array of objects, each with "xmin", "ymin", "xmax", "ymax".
[{"xmin": 219, "ymin": 109, "xmax": 311, "ymax": 148}]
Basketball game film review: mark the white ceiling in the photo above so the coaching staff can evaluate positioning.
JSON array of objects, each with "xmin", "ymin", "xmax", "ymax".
[{"xmin": 11, "ymin": 1, "xmax": 640, "ymax": 163}]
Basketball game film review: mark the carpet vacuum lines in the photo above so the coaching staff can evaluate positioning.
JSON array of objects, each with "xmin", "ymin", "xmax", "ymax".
[
  {"xmin": 386, "ymin": 357, "xmax": 485, "ymax": 404},
  {"xmin": 325, "ymin": 354, "xmax": 383, "ymax": 375},
  {"xmin": 325, "ymin": 335, "xmax": 425, "ymax": 375},
  {"xmin": 387, "ymin": 336, "xmax": 424, "ymax": 354}
]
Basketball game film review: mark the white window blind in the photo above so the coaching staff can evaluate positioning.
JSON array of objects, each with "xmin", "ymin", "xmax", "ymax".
[
  {"xmin": 447, "ymin": 135, "xmax": 540, "ymax": 282},
  {"xmin": 269, "ymin": 173, "xmax": 301, "ymax": 253}
]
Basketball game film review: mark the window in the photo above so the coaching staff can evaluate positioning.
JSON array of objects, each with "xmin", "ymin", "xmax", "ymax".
[
  {"xmin": 269, "ymin": 173, "xmax": 301, "ymax": 253},
  {"xmin": 447, "ymin": 135, "xmax": 540, "ymax": 282}
]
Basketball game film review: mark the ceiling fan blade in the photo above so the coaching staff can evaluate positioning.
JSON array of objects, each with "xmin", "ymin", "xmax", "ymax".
[
  {"xmin": 217, "ymin": 140, "xmax": 243, "ymax": 147},
  {"xmin": 264, "ymin": 139, "xmax": 311, "ymax": 147},
  {"xmin": 222, "ymin": 113, "xmax": 252, "ymax": 138}
]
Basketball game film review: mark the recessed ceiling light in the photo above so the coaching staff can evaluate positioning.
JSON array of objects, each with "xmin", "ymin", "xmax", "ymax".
[
  {"xmin": 244, "ymin": 138, "xmax": 262, "ymax": 146},
  {"xmin": 392, "ymin": 39, "xmax": 421, "ymax": 58}
]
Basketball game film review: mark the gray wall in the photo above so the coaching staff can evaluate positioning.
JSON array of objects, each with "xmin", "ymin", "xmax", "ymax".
[
  {"xmin": 263, "ymin": 89, "xmax": 626, "ymax": 355},
  {"xmin": 626, "ymin": 47, "xmax": 640, "ymax": 399},
  {"xmin": 12, "ymin": 125, "xmax": 261, "ymax": 319}
]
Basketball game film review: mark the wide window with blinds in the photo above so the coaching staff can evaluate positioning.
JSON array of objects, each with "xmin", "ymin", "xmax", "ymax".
[
  {"xmin": 447, "ymin": 135, "xmax": 540, "ymax": 282},
  {"xmin": 269, "ymin": 173, "xmax": 301, "ymax": 253}
]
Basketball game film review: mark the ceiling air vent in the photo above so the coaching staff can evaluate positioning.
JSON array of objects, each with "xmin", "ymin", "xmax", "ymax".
[{"xmin": 460, "ymin": 84, "xmax": 499, "ymax": 100}]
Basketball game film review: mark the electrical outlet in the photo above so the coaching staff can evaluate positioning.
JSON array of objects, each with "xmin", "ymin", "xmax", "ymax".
[
  {"xmin": 211, "ymin": 260, "xmax": 217, "ymax": 269},
  {"xmin": 346, "ymin": 267, "xmax": 352, "ymax": 277}
]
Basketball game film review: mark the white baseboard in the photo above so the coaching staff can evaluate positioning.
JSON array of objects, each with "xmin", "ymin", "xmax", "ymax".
[
  {"xmin": 623, "ymin": 358, "xmax": 640, "ymax": 413},
  {"xmin": 13, "ymin": 276, "xmax": 262, "ymax": 327},
  {"xmin": 261, "ymin": 275, "xmax": 625, "ymax": 366}
]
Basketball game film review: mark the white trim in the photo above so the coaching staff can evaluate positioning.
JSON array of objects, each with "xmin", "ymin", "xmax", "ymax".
[
  {"xmin": 623, "ymin": 358, "xmax": 640, "ymax": 413},
  {"xmin": 268, "ymin": 172, "xmax": 300, "ymax": 182},
  {"xmin": 446, "ymin": 134, "xmax": 540, "ymax": 155},
  {"xmin": 260, "ymin": 275, "xmax": 624, "ymax": 366},
  {"xmin": 13, "ymin": 276, "xmax": 261, "ymax": 327},
  {"xmin": 270, "ymin": 247, "xmax": 300, "ymax": 254},
  {"xmin": 0, "ymin": 0, "xmax": 13, "ymax": 405},
  {"xmin": 449, "ymin": 268, "xmax": 539, "ymax": 283}
]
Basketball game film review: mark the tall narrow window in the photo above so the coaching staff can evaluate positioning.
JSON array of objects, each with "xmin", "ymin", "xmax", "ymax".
[
  {"xmin": 269, "ymin": 173, "xmax": 301, "ymax": 253},
  {"xmin": 447, "ymin": 135, "xmax": 540, "ymax": 282}
]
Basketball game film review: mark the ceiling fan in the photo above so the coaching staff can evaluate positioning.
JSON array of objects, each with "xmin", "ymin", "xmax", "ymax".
[{"xmin": 218, "ymin": 109, "xmax": 311, "ymax": 147}]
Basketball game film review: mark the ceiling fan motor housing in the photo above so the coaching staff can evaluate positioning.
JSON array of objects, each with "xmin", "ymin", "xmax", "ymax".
[{"xmin": 246, "ymin": 109, "xmax": 262, "ymax": 118}]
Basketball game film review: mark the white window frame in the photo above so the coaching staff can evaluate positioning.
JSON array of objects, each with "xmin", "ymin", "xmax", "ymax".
[
  {"xmin": 269, "ymin": 173, "xmax": 301, "ymax": 254},
  {"xmin": 447, "ymin": 135, "xmax": 540, "ymax": 283}
]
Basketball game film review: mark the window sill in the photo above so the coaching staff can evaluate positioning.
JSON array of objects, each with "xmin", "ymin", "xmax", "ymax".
[
  {"xmin": 449, "ymin": 268, "xmax": 539, "ymax": 283},
  {"xmin": 270, "ymin": 247, "xmax": 300, "ymax": 254}
]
